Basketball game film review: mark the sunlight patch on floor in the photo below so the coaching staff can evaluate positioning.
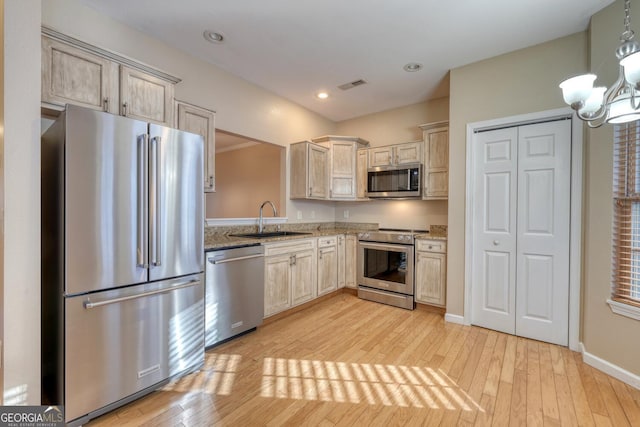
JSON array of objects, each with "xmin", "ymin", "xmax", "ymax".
[
  {"xmin": 260, "ymin": 357, "xmax": 484, "ymax": 411},
  {"xmin": 163, "ymin": 353, "xmax": 242, "ymax": 396}
]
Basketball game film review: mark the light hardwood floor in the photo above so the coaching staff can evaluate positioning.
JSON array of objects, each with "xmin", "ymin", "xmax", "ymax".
[{"xmin": 88, "ymin": 292, "xmax": 640, "ymax": 426}]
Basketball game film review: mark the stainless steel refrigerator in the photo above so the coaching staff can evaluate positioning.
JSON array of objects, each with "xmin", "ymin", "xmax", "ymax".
[{"xmin": 41, "ymin": 105, "xmax": 205, "ymax": 426}]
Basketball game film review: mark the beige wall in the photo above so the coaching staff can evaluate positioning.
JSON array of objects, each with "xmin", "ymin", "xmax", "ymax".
[
  {"xmin": 207, "ymin": 144, "xmax": 283, "ymax": 218},
  {"xmin": 334, "ymin": 99, "xmax": 449, "ymax": 229},
  {"xmin": 581, "ymin": 0, "xmax": 640, "ymax": 375},
  {"xmin": 448, "ymin": 32, "xmax": 588, "ymax": 317},
  {"xmin": 4, "ymin": 0, "xmax": 41, "ymax": 404},
  {"xmin": 336, "ymin": 98, "xmax": 449, "ymax": 147}
]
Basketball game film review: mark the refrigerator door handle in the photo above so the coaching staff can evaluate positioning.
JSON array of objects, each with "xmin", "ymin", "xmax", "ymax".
[
  {"xmin": 83, "ymin": 279, "xmax": 200, "ymax": 309},
  {"xmin": 150, "ymin": 135, "xmax": 162, "ymax": 267},
  {"xmin": 137, "ymin": 134, "xmax": 149, "ymax": 268}
]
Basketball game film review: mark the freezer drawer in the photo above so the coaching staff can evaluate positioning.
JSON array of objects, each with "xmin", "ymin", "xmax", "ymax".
[
  {"xmin": 64, "ymin": 275, "xmax": 204, "ymax": 423},
  {"xmin": 205, "ymin": 245, "xmax": 264, "ymax": 347}
]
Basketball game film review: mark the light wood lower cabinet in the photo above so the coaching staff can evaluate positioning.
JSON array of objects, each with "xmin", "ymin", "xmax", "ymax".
[
  {"xmin": 415, "ymin": 239, "xmax": 447, "ymax": 307},
  {"xmin": 264, "ymin": 239, "xmax": 317, "ymax": 317},
  {"xmin": 345, "ymin": 235, "xmax": 357, "ymax": 289},
  {"xmin": 317, "ymin": 236, "xmax": 338, "ymax": 296}
]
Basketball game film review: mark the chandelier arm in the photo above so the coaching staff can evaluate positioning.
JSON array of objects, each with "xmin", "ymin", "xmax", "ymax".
[{"xmin": 631, "ymin": 88, "xmax": 640, "ymax": 110}]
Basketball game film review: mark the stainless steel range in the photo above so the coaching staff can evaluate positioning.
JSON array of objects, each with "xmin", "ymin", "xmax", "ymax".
[{"xmin": 357, "ymin": 228, "xmax": 424, "ymax": 310}]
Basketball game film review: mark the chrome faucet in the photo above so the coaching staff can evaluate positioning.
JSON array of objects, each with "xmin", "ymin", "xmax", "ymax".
[{"xmin": 259, "ymin": 201, "xmax": 278, "ymax": 233}]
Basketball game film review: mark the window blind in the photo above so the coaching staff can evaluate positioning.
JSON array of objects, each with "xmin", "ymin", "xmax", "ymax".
[{"xmin": 612, "ymin": 121, "xmax": 640, "ymax": 307}]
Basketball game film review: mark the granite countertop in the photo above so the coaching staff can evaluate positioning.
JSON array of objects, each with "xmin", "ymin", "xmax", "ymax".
[
  {"xmin": 415, "ymin": 225, "xmax": 448, "ymax": 241},
  {"xmin": 204, "ymin": 222, "xmax": 376, "ymax": 251},
  {"xmin": 204, "ymin": 222, "xmax": 448, "ymax": 250}
]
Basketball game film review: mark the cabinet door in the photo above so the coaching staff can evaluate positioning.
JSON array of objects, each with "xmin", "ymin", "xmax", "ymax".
[
  {"xmin": 337, "ymin": 235, "xmax": 346, "ymax": 289},
  {"xmin": 120, "ymin": 66, "xmax": 174, "ymax": 125},
  {"xmin": 368, "ymin": 147, "xmax": 393, "ymax": 167},
  {"xmin": 345, "ymin": 235, "xmax": 357, "ymax": 289},
  {"xmin": 415, "ymin": 251, "xmax": 446, "ymax": 306},
  {"xmin": 264, "ymin": 255, "xmax": 291, "ymax": 316},
  {"xmin": 42, "ymin": 36, "xmax": 119, "ymax": 114},
  {"xmin": 176, "ymin": 102, "xmax": 216, "ymax": 192},
  {"xmin": 424, "ymin": 128, "xmax": 449, "ymax": 199},
  {"xmin": 317, "ymin": 245, "xmax": 338, "ymax": 296},
  {"xmin": 291, "ymin": 250, "xmax": 316, "ymax": 306},
  {"xmin": 395, "ymin": 142, "xmax": 423, "ymax": 164},
  {"xmin": 356, "ymin": 149, "xmax": 369, "ymax": 199},
  {"xmin": 308, "ymin": 144, "xmax": 329, "ymax": 198},
  {"xmin": 329, "ymin": 142, "xmax": 356, "ymax": 199}
]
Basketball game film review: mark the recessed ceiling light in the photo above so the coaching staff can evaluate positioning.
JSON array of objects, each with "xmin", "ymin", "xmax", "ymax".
[
  {"xmin": 203, "ymin": 30, "xmax": 224, "ymax": 44},
  {"xmin": 316, "ymin": 91, "xmax": 329, "ymax": 100},
  {"xmin": 403, "ymin": 62, "xmax": 423, "ymax": 72}
]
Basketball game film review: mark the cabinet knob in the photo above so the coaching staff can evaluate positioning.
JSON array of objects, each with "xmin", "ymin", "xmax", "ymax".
[
  {"xmin": 428, "ymin": 245, "xmax": 433, "ymax": 250},
  {"xmin": 103, "ymin": 97, "xmax": 109, "ymax": 112},
  {"xmin": 122, "ymin": 102, "xmax": 128, "ymax": 116}
]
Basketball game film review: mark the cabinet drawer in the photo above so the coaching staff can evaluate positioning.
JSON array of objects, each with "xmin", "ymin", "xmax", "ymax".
[
  {"xmin": 416, "ymin": 239, "xmax": 447, "ymax": 253},
  {"xmin": 317, "ymin": 236, "xmax": 338, "ymax": 248},
  {"xmin": 264, "ymin": 238, "xmax": 316, "ymax": 256}
]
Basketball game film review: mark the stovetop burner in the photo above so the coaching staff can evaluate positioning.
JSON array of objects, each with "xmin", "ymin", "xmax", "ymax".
[{"xmin": 378, "ymin": 228, "xmax": 428, "ymax": 233}]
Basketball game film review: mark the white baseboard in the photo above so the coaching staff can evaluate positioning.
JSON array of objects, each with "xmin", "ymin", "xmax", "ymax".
[
  {"xmin": 580, "ymin": 342, "xmax": 640, "ymax": 390},
  {"xmin": 444, "ymin": 313, "xmax": 465, "ymax": 325}
]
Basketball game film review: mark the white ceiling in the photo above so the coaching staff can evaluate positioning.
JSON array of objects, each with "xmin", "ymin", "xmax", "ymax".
[{"xmin": 81, "ymin": 0, "xmax": 614, "ymax": 122}]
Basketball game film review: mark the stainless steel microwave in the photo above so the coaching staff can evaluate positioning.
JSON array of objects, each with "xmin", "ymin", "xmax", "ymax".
[{"xmin": 366, "ymin": 163, "xmax": 422, "ymax": 198}]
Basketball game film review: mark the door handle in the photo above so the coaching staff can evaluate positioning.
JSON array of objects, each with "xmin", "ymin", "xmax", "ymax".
[
  {"xmin": 150, "ymin": 136, "xmax": 162, "ymax": 266},
  {"xmin": 122, "ymin": 101, "xmax": 128, "ymax": 116},
  {"xmin": 84, "ymin": 279, "xmax": 200, "ymax": 309},
  {"xmin": 208, "ymin": 254, "xmax": 264, "ymax": 264},
  {"xmin": 493, "ymin": 240, "xmax": 500, "ymax": 246},
  {"xmin": 103, "ymin": 97, "xmax": 109, "ymax": 112},
  {"xmin": 136, "ymin": 134, "xmax": 149, "ymax": 268}
]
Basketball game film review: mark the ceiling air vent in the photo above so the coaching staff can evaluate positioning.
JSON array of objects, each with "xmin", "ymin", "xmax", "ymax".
[{"xmin": 338, "ymin": 79, "xmax": 367, "ymax": 90}]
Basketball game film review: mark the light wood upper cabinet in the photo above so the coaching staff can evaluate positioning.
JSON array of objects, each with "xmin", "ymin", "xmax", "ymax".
[
  {"xmin": 356, "ymin": 148, "xmax": 368, "ymax": 199},
  {"xmin": 312, "ymin": 135, "xmax": 369, "ymax": 200},
  {"xmin": 415, "ymin": 239, "xmax": 447, "ymax": 307},
  {"xmin": 176, "ymin": 101, "xmax": 216, "ymax": 192},
  {"xmin": 368, "ymin": 141, "xmax": 423, "ymax": 167},
  {"xmin": 120, "ymin": 66, "xmax": 174, "ymax": 125},
  {"xmin": 41, "ymin": 28, "xmax": 180, "ymax": 126},
  {"xmin": 290, "ymin": 141, "xmax": 329, "ymax": 199},
  {"xmin": 420, "ymin": 121, "xmax": 449, "ymax": 200},
  {"xmin": 42, "ymin": 36, "xmax": 119, "ymax": 114}
]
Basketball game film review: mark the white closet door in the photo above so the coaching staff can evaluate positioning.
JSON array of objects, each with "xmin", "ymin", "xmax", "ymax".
[
  {"xmin": 515, "ymin": 120, "xmax": 571, "ymax": 346},
  {"xmin": 471, "ymin": 127, "xmax": 518, "ymax": 335}
]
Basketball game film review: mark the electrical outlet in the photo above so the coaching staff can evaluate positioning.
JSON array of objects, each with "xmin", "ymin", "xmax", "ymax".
[
  {"xmin": 297, "ymin": 210, "xmax": 302, "ymax": 220},
  {"xmin": 343, "ymin": 210, "xmax": 350, "ymax": 219}
]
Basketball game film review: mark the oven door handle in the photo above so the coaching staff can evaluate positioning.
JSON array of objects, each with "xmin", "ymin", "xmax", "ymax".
[{"xmin": 358, "ymin": 241, "xmax": 412, "ymax": 251}]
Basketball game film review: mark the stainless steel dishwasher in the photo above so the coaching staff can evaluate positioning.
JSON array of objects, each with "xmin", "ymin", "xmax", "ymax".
[{"xmin": 205, "ymin": 244, "xmax": 265, "ymax": 348}]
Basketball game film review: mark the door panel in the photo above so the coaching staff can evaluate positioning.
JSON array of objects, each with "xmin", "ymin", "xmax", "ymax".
[
  {"xmin": 65, "ymin": 106, "xmax": 148, "ymax": 295},
  {"xmin": 65, "ymin": 276, "xmax": 203, "ymax": 422},
  {"xmin": 472, "ymin": 128, "xmax": 517, "ymax": 335},
  {"xmin": 515, "ymin": 120, "xmax": 571, "ymax": 346},
  {"xmin": 471, "ymin": 119, "xmax": 571, "ymax": 346},
  {"xmin": 149, "ymin": 124, "xmax": 204, "ymax": 282}
]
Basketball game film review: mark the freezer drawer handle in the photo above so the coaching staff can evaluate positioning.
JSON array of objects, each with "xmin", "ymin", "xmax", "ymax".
[
  {"xmin": 207, "ymin": 254, "xmax": 264, "ymax": 265},
  {"xmin": 83, "ymin": 279, "xmax": 200, "ymax": 309}
]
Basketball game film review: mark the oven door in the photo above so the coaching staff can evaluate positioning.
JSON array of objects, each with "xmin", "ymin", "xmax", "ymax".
[{"xmin": 357, "ymin": 241, "xmax": 414, "ymax": 295}]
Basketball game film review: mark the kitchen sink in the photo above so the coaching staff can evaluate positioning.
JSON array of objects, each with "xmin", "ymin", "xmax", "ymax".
[{"xmin": 230, "ymin": 231, "xmax": 312, "ymax": 239}]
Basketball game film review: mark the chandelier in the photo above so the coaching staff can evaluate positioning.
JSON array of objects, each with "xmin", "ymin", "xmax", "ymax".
[{"xmin": 559, "ymin": 0, "xmax": 640, "ymax": 127}]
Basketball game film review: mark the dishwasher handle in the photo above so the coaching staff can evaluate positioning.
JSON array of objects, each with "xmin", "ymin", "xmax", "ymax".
[
  {"xmin": 83, "ymin": 279, "xmax": 200, "ymax": 309},
  {"xmin": 208, "ymin": 253, "xmax": 264, "ymax": 265}
]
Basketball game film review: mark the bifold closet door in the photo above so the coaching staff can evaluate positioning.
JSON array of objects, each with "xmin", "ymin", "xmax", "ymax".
[{"xmin": 471, "ymin": 120, "xmax": 571, "ymax": 346}]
